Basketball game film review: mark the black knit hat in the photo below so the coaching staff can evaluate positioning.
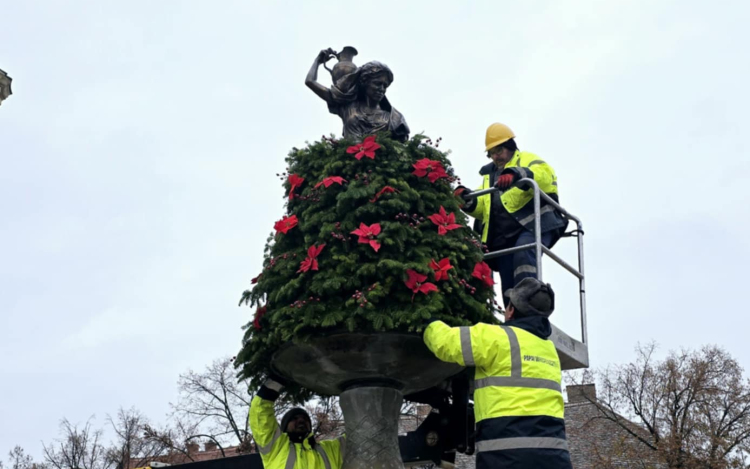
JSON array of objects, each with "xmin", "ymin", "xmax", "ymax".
[
  {"xmin": 281, "ymin": 407, "xmax": 311, "ymax": 433},
  {"xmin": 508, "ymin": 278, "xmax": 555, "ymax": 317}
]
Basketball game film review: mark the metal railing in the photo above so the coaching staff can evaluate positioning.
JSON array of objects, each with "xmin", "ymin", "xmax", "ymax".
[{"xmin": 464, "ymin": 178, "xmax": 587, "ymax": 345}]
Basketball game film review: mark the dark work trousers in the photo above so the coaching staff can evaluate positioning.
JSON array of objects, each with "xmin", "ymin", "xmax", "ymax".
[{"xmin": 490, "ymin": 230, "xmax": 555, "ymax": 306}]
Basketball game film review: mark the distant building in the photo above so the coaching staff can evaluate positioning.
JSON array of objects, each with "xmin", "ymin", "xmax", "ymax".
[
  {"xmin": 127, "ymin": 442, "xmax": 247, "ymax": 469},
  {"xmin": 565, "ymin": 384, "xmax": 666, "ymax": 469},
  {"xmin": 0, "ymin": 69, "xmax": 12, "ymax": 105}
]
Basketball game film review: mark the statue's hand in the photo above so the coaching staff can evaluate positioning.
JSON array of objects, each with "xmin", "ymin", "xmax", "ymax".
[{"xmin": 317, "ymin": 48, "xmax": 336, "ymax": 64}]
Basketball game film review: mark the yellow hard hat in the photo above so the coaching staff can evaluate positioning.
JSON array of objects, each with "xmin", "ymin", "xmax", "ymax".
[{"xmin": 485, "ymin": 123, "xmax": 516, "ymax": 151}]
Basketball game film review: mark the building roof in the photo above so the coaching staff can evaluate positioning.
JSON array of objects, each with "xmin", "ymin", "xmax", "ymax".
[
  {"xmin": 565, "ymin": 384, "xmax": 666, "ymax": 469},
  {"xmin": 126, "ymin": 443, "xmax": 245, "ymax": 469}
]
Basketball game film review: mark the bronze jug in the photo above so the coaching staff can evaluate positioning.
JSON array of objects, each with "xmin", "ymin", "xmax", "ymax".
[{"xmin": 325, "ymin": 46, "xmax": 359, "ymax": 84}]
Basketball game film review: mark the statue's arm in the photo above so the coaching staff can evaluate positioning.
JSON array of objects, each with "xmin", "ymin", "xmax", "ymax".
[{"xmin": 305, "ymin": 49, "xmax": 335, "ymax": 103}]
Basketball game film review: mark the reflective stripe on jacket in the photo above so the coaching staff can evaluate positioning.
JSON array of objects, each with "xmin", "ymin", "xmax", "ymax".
[
  {"xmin": 467, "ymin": 150, "xmax": 564, "ymax": 243},
  {"xmin": 249, "ymin": 395, "xmax": 344, "ymax": 469},
  {"xmin": 424, "ymin": 320, "xmax": 572, "ymax": 468}
]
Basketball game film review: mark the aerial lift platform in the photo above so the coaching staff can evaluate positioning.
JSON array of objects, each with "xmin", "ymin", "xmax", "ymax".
[{"xmin": 471, "ymin": 178, "xmax": 589, "ymax": 370}]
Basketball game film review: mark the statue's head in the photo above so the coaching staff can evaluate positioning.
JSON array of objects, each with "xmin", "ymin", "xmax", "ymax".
[{"xmin": 358, "ymin": 61, "xmax": 394, "ymax": 104}]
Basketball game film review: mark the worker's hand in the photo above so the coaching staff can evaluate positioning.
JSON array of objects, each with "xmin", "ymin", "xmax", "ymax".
[
  {"xmin": 454, "ymin": 185, "xmax": 476, "ymax": 211},
  {"xmin": 495, "ymin": 174, "xmax": 516, "ymax": 189},
  {"xmin": 453, "ymin": 186, "xmax": 470, "ymax": 207},
  {"xmin": 265, "ymin": 371, "xmax": 289, "ymax": 390},
  {"xmin": 453, "ymin": 185, "xmax": 470, "ymax": 198}
]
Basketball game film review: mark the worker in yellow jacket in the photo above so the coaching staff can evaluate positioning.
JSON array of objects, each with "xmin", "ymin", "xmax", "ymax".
[
  {"xmin": 424, "ymin": 278, "xmax": 572, "ymax": 469},
  {"xmin": 455, "ymin": 123, "xmax": 566, "ymax": 306},
  {"xmin": 249, "ymin": 376, "xmax": 345, "ymax": 469}
]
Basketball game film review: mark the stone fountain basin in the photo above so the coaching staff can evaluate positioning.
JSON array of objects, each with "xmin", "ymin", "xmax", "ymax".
[{"xmin": 271, "ymin": 332, "xmax": 463, "ymax": 396}]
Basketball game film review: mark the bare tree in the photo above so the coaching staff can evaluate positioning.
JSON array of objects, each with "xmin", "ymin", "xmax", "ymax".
[
  {"xmin": 105, "ymin": 408, "xmax": 168, "ymax": 469},
  {"xmin": 306, "ymin": 397, "xmax": 344, "ymax": 440},
  {"xmin": 140, "ymin": 419, "xmax": 205, "ymax": 463},
  {"xmin": 8, "ymin": 447, "xmax": 33, "ymax": 469},
  {"xmin": 170, "ymin": 357, "xmax": 253, "ymax": 449},
  {"xmin": 42, "ymin": 418, "xmax": 109, "ymax": 469},
  {"xmin": 571, "ymin": 343, "xmax": 750, "ymax": 469},
  {"xmin": 7, "ymin": 446, "xmax": 46, "ymax": 469},
  {"xmin": 141, "ymin": 356, "xmax": 296, "ymax": 457}
]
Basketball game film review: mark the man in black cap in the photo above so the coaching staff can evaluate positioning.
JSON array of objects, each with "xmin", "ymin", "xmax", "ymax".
[
  {"xmin": 424, "ymin": 278, "xmax": 572, "ymax": 468},
  {"xmin": 249, "ymin": 376, "xmax": 345, "ymax": 469}
]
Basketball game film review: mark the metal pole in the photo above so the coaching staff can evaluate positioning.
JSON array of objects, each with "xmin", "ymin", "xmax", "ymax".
[
  {"xmin": 466, "ymin": 187, "xmax": 499, "ymax": 198},
  {"xmin": 541, "ymin": 247, "xmax": 583, "ymax": 279},
  {"xmin": 576, "ymin": 220, "xmax": 588, "ymax": 345},
  {"xmin": 539, "ymin": 191, "xmax": 578, "ymax": 222},
  {"xmin": 483, "ymin": 243, "xmax": 537, "ymax": 260},
  {"xmin": 527, "ymin": 179, "xmax": 543, "ymax": 281}
]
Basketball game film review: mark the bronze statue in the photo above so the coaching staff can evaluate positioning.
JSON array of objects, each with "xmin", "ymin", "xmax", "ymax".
[{"xmin": 305, "ymin": 47, "xmax": 410, "ymax": 142}]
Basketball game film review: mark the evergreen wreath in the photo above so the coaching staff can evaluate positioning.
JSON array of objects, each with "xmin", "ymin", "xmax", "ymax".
[{"xmin": 236, "ymin": 133, "xmax": 498, "ymax": 399}]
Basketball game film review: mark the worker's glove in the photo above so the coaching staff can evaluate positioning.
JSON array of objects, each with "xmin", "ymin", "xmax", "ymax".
[
  {"xmin": 258, "ymin": 371, "xmax": 288, "ymax": 401},
  {"xmin": 454, "ymin": 185, "xmax": 470, "ymax": 197},
  {"xmin": 454, "ymin": 185, "xmax": 476, "ymax": 211},
  {"xmin": 495, "ymin": 174, "xmax": 517, "ymax": 190},
  {"xmin": 265, "ymin": 371, "xmax": 288, "ymax": 389}
]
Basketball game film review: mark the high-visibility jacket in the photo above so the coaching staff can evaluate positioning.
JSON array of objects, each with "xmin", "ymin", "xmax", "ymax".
[
  {"xmin": 468, "ymin": 150, "xmax": 564, "ymax": 244},
  {"xmin": 249, "ymin": 393, "xmax": 345, "ymax": 469},
  {"xmin": 424, "ymin": 318, "xmax": 572, "ymax": 468}
]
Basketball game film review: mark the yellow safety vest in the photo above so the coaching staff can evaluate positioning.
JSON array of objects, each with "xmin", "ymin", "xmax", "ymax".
[
  {"xmin": 468, "ymin": 150, "xmax": 560, "ymax": 243},
  {"xmin": 424, "ymin": 320, "xmax": 568, "ymax": 455},
  {"xmin": 249, "ymin": 395, "xmax": 345, "ymax": 469}
]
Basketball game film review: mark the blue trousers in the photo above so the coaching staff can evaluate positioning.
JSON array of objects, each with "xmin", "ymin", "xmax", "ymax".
[{"xmin": 490, "ymin": 230, "xmax": 555, "ymax": 306}]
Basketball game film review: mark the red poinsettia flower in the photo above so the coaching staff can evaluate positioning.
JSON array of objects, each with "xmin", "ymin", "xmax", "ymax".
[
  {"xmin": 472, "ymin": 261, "xmax": 495, "ymax": 287},
  {"xmin": 273, "ymin": 214, "xmax": 298, "ymax": 235},
  {"xmin": 430, "ymin": 258, "xmax": 453, "ymax": 281},
  {"xmin": 428, "ymin": 206, "xmax": 462, "ymax": 235},
  {"xmin": 315, "ymin": 176, "xmax": 347, "ymax": 189},
  {"xmin": 404, "ymin": 269, "xmax": 438, "ymax": 300},
  {"xmin": 298, "ymin": 244, "xmax": 326, "ymax": 273},
  {"xmin": 346, "ymin": 135, "xmax": 381, "ymax": 160},
  {"xmin": 351, "ymin": 223, "xmax": 381, "ymax": 252},
  {"xmin": 253, "ymin": 305, "xmax": 268, "ymax": 331},
  {"xmin": 369, "ymin": 186, "xmax": 398, "ymax": 203},
  {"xmin": 288, "ymin": 174, "xmax": 305, "ymax": 200},
  {"xmin": 412, "ymin": 158, "xmax": 449, "ymax": 183}
]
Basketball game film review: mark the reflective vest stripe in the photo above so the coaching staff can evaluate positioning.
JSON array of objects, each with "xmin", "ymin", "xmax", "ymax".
[
  {"xmin": 513, "ymin": 265, "xmax": 537, "ymax": 277},
  {"xmin": 460, "ymin": 327, "xmax": 475, "ymax": 366},
  {"xmin": 258, "ymin": 427, "xmax": 281, "ymax": 455},
  {"xmin": 518, "ymin": 205, "xmax": 555, "ymax": 227},
  {"xmin": 500, "ymin": 326, "xmax": 522, "ymax": 377},
  {"xmin": 476, "ymin": 326, "xmax": 562, "ymax": 394},
  {"xmin": 476, "ymin": 436, "xmax": 569, "ymax": 453},
  {"xmin": 475, "ymin": 376, "xmax": 562, "ymax": 393},
  {"xmin": 315, "ymin": 446, "xmax": 332, "ymax": 469},
  {"xmin": 285, "ymin": 447, "xmax": 296, "ymax": 469}
]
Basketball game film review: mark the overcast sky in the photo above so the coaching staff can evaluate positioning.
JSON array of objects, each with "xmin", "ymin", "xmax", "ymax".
[{"xmin": 2, "ymin": 0, "xmax": 749, "ymax": 458}]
